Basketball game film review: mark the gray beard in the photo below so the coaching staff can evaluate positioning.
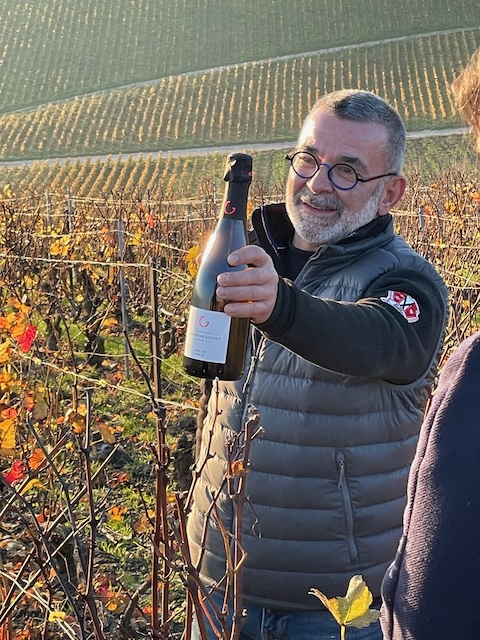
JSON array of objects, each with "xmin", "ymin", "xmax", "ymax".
[{"xmin": 286, "ymin": 186, "xmax": 384, "ymax": 246}]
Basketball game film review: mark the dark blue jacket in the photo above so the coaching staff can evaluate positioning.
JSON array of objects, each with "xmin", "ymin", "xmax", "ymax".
[{"xmin": 381, "ymin": 331, "xmax": 480, "ymax": 638}]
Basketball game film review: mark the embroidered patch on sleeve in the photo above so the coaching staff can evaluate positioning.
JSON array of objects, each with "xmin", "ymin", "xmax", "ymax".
[{"xmin": 380, "ymin": 290, "xmax": 420, "ymax": 323}]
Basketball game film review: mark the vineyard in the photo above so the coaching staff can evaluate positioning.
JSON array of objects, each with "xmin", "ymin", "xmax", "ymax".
[
  {"xmin": 2, "ymin": 0, "xmax": 479, "ymax": 116},
  {"xmin": 1, "ymin": 28, "xmax": 480, "ymax": 163},
  {"xmin": 1, "ymin": 172, "xmax": 480, "ymax": 636},
  {"xmin": 1, "ymin": 0, "xmax": 480, "ymax": 209},
  {"xmin": 2, "ymin": 0, "xmax": 480, "ymax": 636},
  {"xmin": 0, "ymin": 134, "xmax": 478, "ymax": 202}
]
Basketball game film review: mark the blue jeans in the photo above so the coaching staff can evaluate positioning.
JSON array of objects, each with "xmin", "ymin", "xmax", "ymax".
[{"xmin": 192, "ymin": 590, "xmax": 383, "ymax": 640}]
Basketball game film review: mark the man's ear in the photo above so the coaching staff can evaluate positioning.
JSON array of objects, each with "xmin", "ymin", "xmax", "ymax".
[{"xmin": 377, "ymin": 175, "xmax": 406, "ymax": 216}]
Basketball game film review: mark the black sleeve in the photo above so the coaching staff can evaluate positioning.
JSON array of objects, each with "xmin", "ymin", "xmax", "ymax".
[{"xmin": 255, "ymin": 268, "xmax": 447, "ymax": 384}]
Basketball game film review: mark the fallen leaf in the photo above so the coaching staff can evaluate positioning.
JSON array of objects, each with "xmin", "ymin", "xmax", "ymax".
[
  {"xmin": 65, "ymin": 405, "xmax": 87, "ymax": 434},
  {"xmin": 97, "ymin": 423, "xmax": 116, "ymax": 444},
  {"xmin": 133, "ymin": 509, "xmax": 155, "ymax": 533},
  {"xmin": 108, "ymin": 505, "xmax": 127, "ymax": 522}
]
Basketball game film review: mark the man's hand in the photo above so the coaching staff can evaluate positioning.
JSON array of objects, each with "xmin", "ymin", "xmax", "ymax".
[{"xmin": 216, "ymin": 246, "xmax": 279, "ymax": 325}]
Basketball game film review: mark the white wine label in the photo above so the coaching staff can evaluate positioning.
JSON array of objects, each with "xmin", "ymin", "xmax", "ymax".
[{"xmin": 184, "ymin": 306, "xmax": 231, "ymax": 363}]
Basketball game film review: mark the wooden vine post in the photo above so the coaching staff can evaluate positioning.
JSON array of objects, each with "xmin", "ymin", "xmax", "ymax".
[{"xmin": 149, "ymin": 258, "xmax": 171, "ymax": 638}]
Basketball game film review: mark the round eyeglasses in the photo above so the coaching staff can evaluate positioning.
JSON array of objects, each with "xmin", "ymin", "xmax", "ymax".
[{"xmin": 285, "ymin": 151, "xmax": 398, "ymax": 191}]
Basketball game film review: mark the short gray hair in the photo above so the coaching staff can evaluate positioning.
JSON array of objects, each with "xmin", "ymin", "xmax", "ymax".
[{"xmin": 310, "ymin": 89, "xmax": 406, "ymax": 174}]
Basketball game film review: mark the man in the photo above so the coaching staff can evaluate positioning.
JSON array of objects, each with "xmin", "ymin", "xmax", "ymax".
[{"xmin": 187, "ymin": 89, "xmax": 449, "ymax": 640}]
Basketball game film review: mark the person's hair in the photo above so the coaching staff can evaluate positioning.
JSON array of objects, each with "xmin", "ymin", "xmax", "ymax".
[
  {"xmin": 310, "ymin": 89, "xmax": 406, "ymax": 174},
  {"xmin": 452, "ymin": 48, "xmax": 480, "ymax": 152}
]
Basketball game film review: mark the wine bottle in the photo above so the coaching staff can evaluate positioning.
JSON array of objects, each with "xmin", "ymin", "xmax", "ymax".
[{"xmin": 183, "ymin": 152, "xmax": 252, "ymax": 380}]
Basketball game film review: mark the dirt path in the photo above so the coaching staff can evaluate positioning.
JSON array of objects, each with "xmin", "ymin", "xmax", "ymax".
[{"xmin": 0, "ymin": 127, "xmax": 470, "ymax": 169}]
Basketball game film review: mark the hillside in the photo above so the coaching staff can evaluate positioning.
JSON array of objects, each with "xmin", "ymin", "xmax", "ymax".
[
  {"xmin": 1, "ymin": 0, "xmax": 480, "ymax": 197},
  {"xmin": 2, "ymin": 0, "xmax": 479, "ymax": 115}
]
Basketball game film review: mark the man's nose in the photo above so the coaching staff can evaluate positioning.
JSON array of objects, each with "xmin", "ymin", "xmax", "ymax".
[{"xmin": 306, "ymin": 164, "xmax": 333, "ymax": 194}]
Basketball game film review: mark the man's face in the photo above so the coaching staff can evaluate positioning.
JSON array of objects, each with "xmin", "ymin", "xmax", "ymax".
[{"xmin": 286, "ymin": 109, "xmax": 395, "ymax": 251}]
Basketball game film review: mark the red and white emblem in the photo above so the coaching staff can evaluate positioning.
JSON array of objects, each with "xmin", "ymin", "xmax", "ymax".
[{"xmin": 380, "ymin": 290, "xmax": 420, "ymax": 323}]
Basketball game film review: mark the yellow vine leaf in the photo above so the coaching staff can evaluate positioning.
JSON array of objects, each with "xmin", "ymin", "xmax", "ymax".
[
  {"xmin": 7, "ymin": 297, "xmax": 31, "ymax": 314},
  {"xmin": 443, "ymin": 200, "xmax": 456, "ymax": 214},
  {"xmin": 1, "ymin": 184, "xmax": 13, "ymax": 199},
  {"xmin": 48, "ymin": 611, "xmax": 67, "ymax": 622},
  {"xmin": 10, "ymin": 318, "xmax": 30, "ymax": 339},
  {"xmin": 24, "ymin": 274, "xmax": 35, "ymax": 290},
  {"xmin": 106, "ymin": 594, "xmax": 127, "ymax": 613},
  {"xmin": 0, "ymin": 312, "xmax": 16, "ymax": 331},
  {"xmin": 186, "ymin": 245, "xmax": 200, "ymax": 278},
  {"xmin": 0, "ymin": 417, "xmax": 16, "ymax": 451},
  {"xmin": 0, "ymin": 369, "xmax": 19, "ymax": 392},
  {"xmin": 19, "ymin": 478, "xmax": 46, "ymax": 495},
  {"xmin": 129, "ymin": 231, "xmax": 142, "ymax": 246},
  {"xmin": 50, "ymin": 235, "xmax": 71, "ymax": 257},
  {"xmin": 309, "ymin": 575, "xmax": 381, "ymax": 629},
  {"xmin": 103, "ymin": 316, "xmax": 119, "ymax": 329},
  {"xmin": 0, "ymin": 340, "xmax": 11, "ymax": 364}
]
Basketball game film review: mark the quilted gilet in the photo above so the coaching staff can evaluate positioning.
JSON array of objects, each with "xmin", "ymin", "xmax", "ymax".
[{"xmin": 187, "ymin": 220, "xmax": 448, "ymax": 611}]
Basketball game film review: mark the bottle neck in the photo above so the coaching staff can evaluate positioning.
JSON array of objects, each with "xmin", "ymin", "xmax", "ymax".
[{"xmin": 218, "ymin": 181, "xmax": 250, "ymax": 222}]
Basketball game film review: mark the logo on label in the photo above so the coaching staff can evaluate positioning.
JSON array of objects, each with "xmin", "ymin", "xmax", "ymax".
[
  {"xmin": 198, "ymin": 315, "xmax": 210, "ymax": 328},
  {"xmin": 224, "ymin": 200, "xmax": 236, "ymax": 215},
  {"xmin": 380, "ymin": 290, "xmax": 420, "ymax": 323}
]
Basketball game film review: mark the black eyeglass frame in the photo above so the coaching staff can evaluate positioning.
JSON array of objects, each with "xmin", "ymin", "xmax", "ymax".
[{"xmin": 285, "ymin": 151, "xmax": 398, "ymax": 191}]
